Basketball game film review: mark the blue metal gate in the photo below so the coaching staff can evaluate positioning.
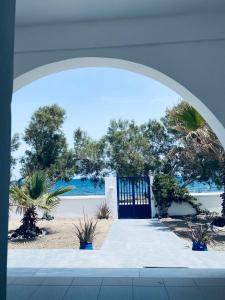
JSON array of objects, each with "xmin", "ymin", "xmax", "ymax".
[{"xmin": 117, "ymin": 176, "xmax": 151, "ymax": 219}]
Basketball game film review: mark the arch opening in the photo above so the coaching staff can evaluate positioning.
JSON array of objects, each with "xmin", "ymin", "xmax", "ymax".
[{"xmin": 13, "ymin": 57, "xmax": 225, "ymax": 148}]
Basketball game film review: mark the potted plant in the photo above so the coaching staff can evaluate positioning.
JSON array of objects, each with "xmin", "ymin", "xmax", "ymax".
[
  {"xmin": 188, "ymin": 223, "xmax": 214, "ymax": 251},
  {"xmin": 74, "ymin": 215, "xmax": 98, "ymax": 250},
  {"xmin": 96, "ymin": 202, "xmax": 111, "ymax": 220}
]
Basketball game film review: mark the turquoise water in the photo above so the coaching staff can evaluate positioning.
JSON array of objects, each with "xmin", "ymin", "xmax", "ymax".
[
  {"xmin": 52, "ymin": 178, "xmax": 222, "ymax": 196},
  {"xmin": 182, "ymin": 181, "xmax": 222, "ymax": 193},
  {"xmin": 53, "ymin": 179, "xmax": 105, "ymax": 196}
]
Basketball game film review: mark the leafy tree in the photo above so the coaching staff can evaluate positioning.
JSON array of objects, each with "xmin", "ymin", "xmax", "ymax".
[
  {"xmin": 73, "ymin": 119, "xmax": 172, "ymax": 180},
  {"xmin": 165, "ymin": 101, "xmax": 225, "ymax": 215},
  {"xmin": 105, "ymin": 119, "xmax": 172, "ymax": 176},
  {"xmin": 73, "ymin": 128, "xmax": 107, "ymax": 184},
  {"xmin": 21, "ymin": 104, "xmax": 76, "ymax": 182},
  {"xmin": 140, "ymin": 119, "xmax": 173, "ymax": 173},
  {"xmin": 11, "ymin": 133, "xmax": 20, "ymax": 173},
  {"xmin": 10, "ymin": 172, "xmax": 73, "ymax": 238},
  {"xmin": 105, "ymin": 119, "xmax": 146, "ymax": 176}
]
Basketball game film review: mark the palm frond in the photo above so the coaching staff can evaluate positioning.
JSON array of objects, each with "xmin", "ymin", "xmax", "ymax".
[{"xmin": 47, "ymin": 185, "xmax": 74, "ymax": 199}]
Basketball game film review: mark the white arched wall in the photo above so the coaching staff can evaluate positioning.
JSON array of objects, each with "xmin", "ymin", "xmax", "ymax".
[{"xmin": 13, "ymin": 57, "xmax": 225, "ymax": 148}]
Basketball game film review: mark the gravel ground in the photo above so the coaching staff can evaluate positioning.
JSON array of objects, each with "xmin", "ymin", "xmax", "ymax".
[
  {"xmin": 8, "ymin": 218, "xmax": 113, "ymax": 249},
  {"xmin": 161, "ymin": 215, "xmax": 225, "ymax": 251}
]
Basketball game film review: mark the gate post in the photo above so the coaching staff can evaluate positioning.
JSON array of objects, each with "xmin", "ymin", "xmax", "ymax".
[
  {"xmin": 104, "ymin": 177, "xmax": 118, "ymax": 219},
  {"xmin": 149, "ymin": 175, "xmax": 157, "ymax": 218}
]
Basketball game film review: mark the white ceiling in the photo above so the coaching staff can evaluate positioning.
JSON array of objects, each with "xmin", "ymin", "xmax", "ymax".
[{"xmin": 16, "ymin": 0, "xmax": 225, "ymax": 26}]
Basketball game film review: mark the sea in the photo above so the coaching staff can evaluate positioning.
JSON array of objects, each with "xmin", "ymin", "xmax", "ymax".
[{"xmin": 52, "ymin": 178, "xmax": 223, "ymax": 196}]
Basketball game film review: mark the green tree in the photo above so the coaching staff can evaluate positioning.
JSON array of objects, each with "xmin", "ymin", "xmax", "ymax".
[
  {"xmin": 11, "ymin": 133, "xmax": 20, "ymax": 173},
  {"xmin": 105, "ymin": 119, "xmax": 171, "ymax": 176},
  {"xmin": 10, "ymin": 171, "xmax": 73, "ymax": 238},
  {"xmin": 105, "ymin": 119, "xmax": 146, "ymax": 176},
  {"xmin": 21, "ymin": 104, "xmax": 76, "ymax": 182},
  {"xmin": 165, "ymin": 101, "xmax": 225, "ymax": 215},
  {"xmin": 73, "ymin": 128, "xmax": 107, "ymax": 184},
  {"xmin": 73, "ymin": 119, "xmax": 172, "ymax": 180}
]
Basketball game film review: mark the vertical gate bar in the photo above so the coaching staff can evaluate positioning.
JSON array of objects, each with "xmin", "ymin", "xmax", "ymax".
[
  {"xmin": 123, "ymin": 178, "xmax": 125, "ymax": 205},
  {"xmin": 129, "ymin": 177, "xmax": 131, "ymax": 204},
  {"xmin": 125, "ymin": 177, "xmax": 127, "ymax": 205},
  {"xmin": 117, "ymin": 177, "xmax": 119, "ymax": 217},
  {"xmin": 143, "ymin": 177, "xmax": 145, "ymax": 204},
  {"xmin": 125, "ymin": 178, "xmax": 127, "ymax": 205},
  {"xmin": 147, "ymin": 176, "xmax": 151, "ymax": 217},
  {"xmin": 138, "ymin": 177, "xmax": 140, "ymax": 205},
  {"xmin": 137, "ymin": 177, "xmax": 139, "ymax": 205},
  {"xmin": 131, "ymin": 177, "xmax": 135, "ymax": 218}
]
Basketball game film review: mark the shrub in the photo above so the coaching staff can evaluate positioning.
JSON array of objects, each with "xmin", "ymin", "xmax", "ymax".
[
  {"xmin": 74, "ymin": 215, "xmax": 98, "ymax": 244},
  {"xmin": 152, "ymin": 174, "xmax": 200, "ymax": 217},
  {"xmin": 96, "ymin": 202, "xmax": 111, "ymax": 219}
]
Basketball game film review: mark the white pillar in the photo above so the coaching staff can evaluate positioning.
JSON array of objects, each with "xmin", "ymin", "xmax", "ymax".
[
  {"xmin": 104, "ymin": 177, "xmax": 118, "ymax": 219},
  {"xmin": 150, "ymin": 175, "xmax": 157, "ymax": 218},
  {"xmin": 0, "ymin": 1, "xmax": 16, "ymax": 299}
]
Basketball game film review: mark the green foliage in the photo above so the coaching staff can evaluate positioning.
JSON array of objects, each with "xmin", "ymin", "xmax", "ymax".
[
  {"xmin": 152, "ymin": 174, "xmax": 199, "ymax": 217},
  {"xmin": 74, "ymin": 215, "xmax": 98, "ymax": 244},
  {"xmin": 21, "ymin": 104, "xmax": 76, "ymax": 182},
  {"xmin": 163, "ymin": 101, "xmax": 224, "ymax": 188},
  {"xmin": 96, "ymin": 202, "xmax": 111, "ymax": 219},
  {"xmin": 73, "ymin": 119, "xmax": 172, "ymax": 182},
  {"xmin": 10, "ymin": 171, "xmax": 74, "ymax": 238},
  {"xmin": 11, "ymin": 133, "xmax": 20, "ymax": 174},
  {"xmin": 10, "ymin": 171, "xmax": 74, "ymax": 214},
  {"xmin": 74, "ymin": 128, "xmax": 108, "ymax": 184}
]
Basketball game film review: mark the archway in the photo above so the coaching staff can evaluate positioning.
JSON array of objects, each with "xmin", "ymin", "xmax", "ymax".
[
  {"xmin": 9, "ymin": 54, "xmax": 225, "ymax": 269},
  {"xmin": 13, "ymin": 57, "xmax": 225, "ymax": 148}
]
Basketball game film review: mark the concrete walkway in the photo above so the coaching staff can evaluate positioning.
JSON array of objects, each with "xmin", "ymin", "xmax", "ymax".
[{"xmin": 8, "ymin": 219, "xmax": 225, "ymax": 269}]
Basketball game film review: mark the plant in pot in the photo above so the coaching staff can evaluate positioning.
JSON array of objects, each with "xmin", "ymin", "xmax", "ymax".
[
  {"xmin": 74, "ymin": 215, "xmax": 98, "ymax": 250},
  {"xmin": 96, "ymin": 202, "xmax": 111, "ymax": 220},
  {"xmin": 188, "ymin": 223, "xmax": 214, "ymax": 251}
]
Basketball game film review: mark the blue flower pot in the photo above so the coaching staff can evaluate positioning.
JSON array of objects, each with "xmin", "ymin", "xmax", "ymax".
[
  {"xmin": 80, "ymin": 242, "xmax": 93, "ymax": 250},
  {"xmin": 192, "ymin": 241, "xmax": 208, "ymax": 251}
]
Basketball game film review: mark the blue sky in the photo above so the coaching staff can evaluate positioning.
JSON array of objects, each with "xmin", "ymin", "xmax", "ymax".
[{"xmin": 12, "ymin": 67, "xmax": 180, "ymax": 179}]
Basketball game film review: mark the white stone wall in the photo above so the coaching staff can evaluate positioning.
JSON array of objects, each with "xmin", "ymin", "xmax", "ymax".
[
  {"xmin": 9, "ymin": 177, "xmax": 119, "ymax": 220},
  {"xmin": 154, "ymin": 192, "xmax": 222, "ymax": 217},
  {"xmin": 53, "ymin": 195, "xmax": 107, "ymax": 218},
  {"xmin": 9, "ymin": 176, "xmax": 223, "ymax": 220}
]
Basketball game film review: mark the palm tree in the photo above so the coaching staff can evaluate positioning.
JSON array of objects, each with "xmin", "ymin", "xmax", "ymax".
[
  {"xmin": 10, "ymin": 171, "xmax": 74, "ymax": 238},
  {"xmin": 167, "ymin": 101, "xmax": 225, "ymax": 216}
]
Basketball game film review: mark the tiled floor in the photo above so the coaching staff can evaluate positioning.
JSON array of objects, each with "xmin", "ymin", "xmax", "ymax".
[{"xmin": 7, "ymin": 276, "xmax": 225, "ymax": 300}]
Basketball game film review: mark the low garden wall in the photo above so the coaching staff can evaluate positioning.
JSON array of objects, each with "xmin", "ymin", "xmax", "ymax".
[
  {"xmin": 54, "ymin": 195, "xmax": 107, "ymax": 218},
  {"xmin": 167, "ymin": 192, "xmax": 222, "ymax": 216},
  {"xmin": 9, "ymin": 177, "xmax": 118, "ymax": 220}
]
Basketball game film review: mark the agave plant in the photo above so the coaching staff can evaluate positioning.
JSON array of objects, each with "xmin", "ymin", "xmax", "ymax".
[
  {"xmin": 96, "ymin": 202, "xmax": 111, "ymax": 219},
  {"xmin": 10, "ymin": 171, "xmax": 74, "ymax": 239},
  {"xmin": 74, "ymin": 215, "xmax": 98, "ymax": 244},
  {"xmin": 188, "ymin": 223, "xmax": 215, "ymax": 246}
]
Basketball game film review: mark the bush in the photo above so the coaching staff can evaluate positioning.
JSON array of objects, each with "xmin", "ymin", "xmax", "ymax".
[
  {"xmin": 152, "ymin": 174, "xmax": 200, "ymax": 217},
  {"xmin": 96, "ymin": 202, "xmax": 111, "ymax": 219}
]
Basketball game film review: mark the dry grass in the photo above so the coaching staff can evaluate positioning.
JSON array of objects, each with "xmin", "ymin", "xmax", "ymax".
[
  {"xmin": 161, "ymin": 215, "xmax": 225, "ymax": 250},
  {"xmin": 8, "ymin": 218, "xmax": 113, "ymax": 249}
]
